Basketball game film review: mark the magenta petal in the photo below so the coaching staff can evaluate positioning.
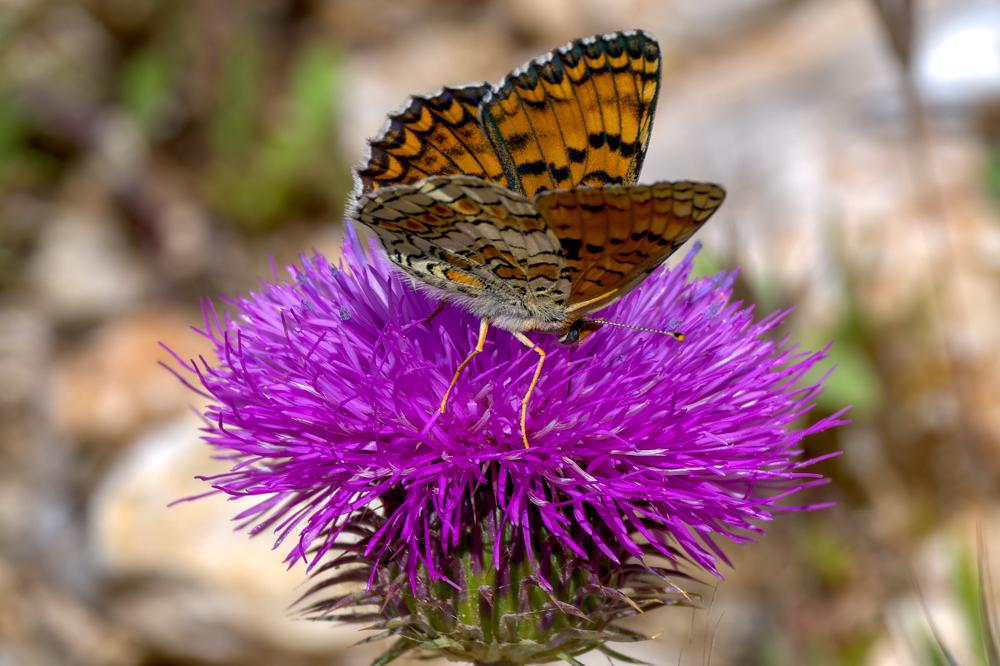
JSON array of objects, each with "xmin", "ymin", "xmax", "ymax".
[{"xmin": 170, "ymin": 226, "xmax": 846, "ymax": 587}]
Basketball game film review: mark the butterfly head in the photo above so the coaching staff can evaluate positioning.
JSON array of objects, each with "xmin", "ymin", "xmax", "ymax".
[{"xmin": 558, "ymin": 318, "xmax": 603, "ymax": 345}]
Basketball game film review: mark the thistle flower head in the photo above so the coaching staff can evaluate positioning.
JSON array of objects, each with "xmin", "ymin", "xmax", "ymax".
[{"xmin": 169, "ymin": 227, "xmax": 844, "ymax": 663}]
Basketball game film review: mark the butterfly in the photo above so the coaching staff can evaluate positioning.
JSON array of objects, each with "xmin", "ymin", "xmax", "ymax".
[{"xmin": 351, "ymin": 30, "xmax": 726, "ymax": 448}]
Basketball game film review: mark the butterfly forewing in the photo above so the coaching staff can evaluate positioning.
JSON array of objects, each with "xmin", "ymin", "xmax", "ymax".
[
  {"xmin": 356, "ymin": 176, "xmax": 569, "ymax": 306},
  {"xmin": 357, "ymin": 85, "xmax": 510, "ymax": 193},
  {"xmin": 480, "ymin": 30, "xmax": 661, "ymax": 198},
  {"xmin": 353, "ymin": 31, "xmax": 719, "ymax": 329},
  {"xmin": 534, "ymin": 181, "xmax": 725, "ymax": 313}
]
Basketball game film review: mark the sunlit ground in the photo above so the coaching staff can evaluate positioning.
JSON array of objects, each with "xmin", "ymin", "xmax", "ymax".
[{"xmin": 1, "ymin": 1, "xmax": 999, "ymax": 664}]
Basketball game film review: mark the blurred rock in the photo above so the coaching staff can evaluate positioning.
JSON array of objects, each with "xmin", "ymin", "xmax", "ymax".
[
  {"xmin": 1, "ymin": 2, "xmax": 114, "ymax": 100},
  {"xmin": 156, "ymin": 198, "xmax": 215, "ymax": 280},
  {"xmin": 572, "ymin": 592, "xmax": 746, "ymax": 666},
  {"xmin": 82, "ymin": 0, "xmax": 161, "ymax": 33},
  {"xmin": 0, "ymin": 306, "xmax": 51, "ymax": 412},
  {"xmin": 502, "ymin": 0, "xmax": 590, "ymax": 44},
  {"xmin": 579, "ymin": 0, "xmax": 793, "ymax": 53},
  {"xmin": 29, "ymin": 207, "xmax": 150, "ymax": 323},
  {"xmin": 0, "ymin": 194, "xmax": 48, "ymax": 293},
  {"xmin": 340, "ymin": 21, "xmax": 517, "ymax": 163},
  {"xmin": 93, "ymin": 112, "xmax": 147, "ymax": 194},
  {"xmin": 916, "ymin": 1, "xmax": 1000, "ymax": 113},
  {"xmin": 319, "ymin": 0, "xmax": 491, "ymax": 49},
  {"xmin": 89, "ymin": 417, "xmax": 365, "ymax": 663},
  {"xmin": 0, "ymin": 557, "xmax": 142, "ymax": 666},
  {"xmin": 0, "ymin": 305, "xmax": 71, "ymax": 571},
  {"xmin": 52, "ymin": 307, "xmax": 206, "ymax": 447}
]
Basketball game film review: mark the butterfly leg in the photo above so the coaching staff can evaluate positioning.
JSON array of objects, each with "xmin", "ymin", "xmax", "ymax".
[
  {"xmin": 439, "ymin": 318, "xmax": 489, "ymax": 414},
  {"xmin": 511, "ymin": 332, "xmax": 545, "ymax": 449},
  {"xmin": 404, "ymin": 300, "xmax": 446, "ymax": 332}
]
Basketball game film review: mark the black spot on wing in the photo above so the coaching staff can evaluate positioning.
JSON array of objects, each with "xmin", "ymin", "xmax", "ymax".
[
  {"xmin": 505, "ymin": 132, "xmax": 533, "ymax": 151},
  {"xmin": 561, "ymin": 237, "xmax": 583, "ymax": 261},
  {"xmin": 550, "ymin": 165, "xmax": 571, "ymax": 181},
  {"xmin": 517, "ymin": 160, "xmax": 548, "ymax": 176}
]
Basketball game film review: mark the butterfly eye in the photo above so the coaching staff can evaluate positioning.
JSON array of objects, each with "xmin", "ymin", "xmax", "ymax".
[
  {"xmin": 558, "ymin": 328, "xmax": 580, "ymax": 345},
  {"xmin": 559, "ymin": 319, "xmax": 602, "ymax": 345}
]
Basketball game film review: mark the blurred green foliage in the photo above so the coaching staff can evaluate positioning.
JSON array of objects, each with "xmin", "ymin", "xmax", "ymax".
[
  {"xmin": 953, "ymin": 544, "xmax": 985, "ymax": 662},
  {"xmin": 2, "ymin": 2, "xmax": 352, "ymax": 241},
  {"xmin": 0, "ymin": 98, "xmax": 29, "ymax": 184},
  {"xmin": 120, "ymin": 45, "xmax": 177, "ymax": 134},
  {"xmin": 798, "ymin": 522, "xmax": 855, "ymax": 589},
  {"xmin": 895, "ymin": 542, "xmax": 1000, "ymax": 666},
  {"xmin": 694, "ymin": 240, "xmax": 882, "ymax": 419},
  {"xmin": 205, "ymin": 41, "xmax": 348, "ymax": 231},
  {"xmin": 989, "ymin": 152, "xmax": 1000, "ymax": 206},
  {"xmin": 690, "ymin": 243, "xmax": 724, "ymax": 280},
  {"xmin": 0, "ymin": 96, "xmax": 43, "ymax": 291},
  {"xmin": 810, "ymin": 314, "xmax": 882, "ymax": 419}
]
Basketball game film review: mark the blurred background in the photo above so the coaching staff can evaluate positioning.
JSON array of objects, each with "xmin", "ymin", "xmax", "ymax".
[{"xmin": 1, "ymin": 0, "xmax": 999, "ymax": 664}]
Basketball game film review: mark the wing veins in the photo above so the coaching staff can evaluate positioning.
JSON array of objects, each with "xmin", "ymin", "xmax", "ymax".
[
  {"xmin": 607, "ymin": 49, "xmax": 624, "ymax": 182},
  {"xmin": 624, "ymin": 44, "xmax": 644, "ymax": 181},
  {"xmin": 583, "ymin": 61, "xmax": 610, "ymax": 182},
  {"xmin": 510, "ymin": 82, "xmax": 559, "ymax": 192},
  {"xmin": 425, "ymin": 102, "xmax": 495, "ymax": 180},
  {"xmin": 534, "ymin": 62, "xmax": 577, "ymax": 192},
  {"xmin": 561, "ymin": 53, "xmax": 594, "ymax": 181}
]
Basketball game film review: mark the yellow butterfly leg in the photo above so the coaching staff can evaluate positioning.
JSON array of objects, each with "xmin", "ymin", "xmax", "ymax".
[
  {"xmin": 512, "ymin": 332, "xmax": 545, "ymax": 449},
  {"xmin": 440, "ymin": 318, "xmax": 489, "ymax": 414}
]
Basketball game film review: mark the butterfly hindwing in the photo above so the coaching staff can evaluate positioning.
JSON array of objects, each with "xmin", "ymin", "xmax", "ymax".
[
  {"xmin": 356, "ymin": 176, "xmax": 569, "ymax": 306},
  {"xmin": 357, "ymin": 85, "xmax": 511, "ymax": 193},
  {"xmin": 480, "ymin": 30, "xmax": 661, "ymax": 198},
  {"xmin": 534, "ymin": 181, "xmax": 725, "ymax": 313}
]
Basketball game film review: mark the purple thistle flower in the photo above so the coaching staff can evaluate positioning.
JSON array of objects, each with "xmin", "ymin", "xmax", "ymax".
[{"xmin": 169, "ymin": 227, "xmax": 844, "ymax": 581}]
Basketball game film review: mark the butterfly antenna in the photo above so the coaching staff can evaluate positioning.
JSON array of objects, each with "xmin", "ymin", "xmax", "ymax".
[{"xmin": 595, "ymin": 318, "xmax": 685, "ymax": 342}]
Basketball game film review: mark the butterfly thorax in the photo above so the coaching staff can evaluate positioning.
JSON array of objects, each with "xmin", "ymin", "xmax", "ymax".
[
  {"xmin": 473, "ymin": 293, "xmax": 568, "ymax": 334},
  {"xmin": 420, "ymin": 272, "xmax": 600, "ymax": 344},
  {"xmin": 393, "ymin": 261, "xmax": 568, "ymax": 333}
]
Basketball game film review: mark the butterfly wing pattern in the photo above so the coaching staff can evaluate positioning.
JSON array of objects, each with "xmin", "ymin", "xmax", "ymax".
[
  {"xmin": 358, "ymin": 176, "xmax": 724, "ymax": 330},
  {"xmin": 355, "ymin": 30, "xmax": 660, "ymax": 198},
  {"xmin": 535, "ymin": 181, "xmax": 725, "ymax": 314},
  {"xmin": 357, "ymin": 84, "xmax": 510, "ymax": 192},
  {"xmin": 356, "ymin": 176, "xmax": 571, "ymax": 332},
  {"xmin": 351, "ymin": 29, "xmax": 726, "ymax": 447},
  {"xmin": 480, "ymin": 30, "xmax": 660, "ymax": 197}
]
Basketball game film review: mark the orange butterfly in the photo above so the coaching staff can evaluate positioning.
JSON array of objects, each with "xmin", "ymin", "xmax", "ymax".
[{"xmin": 352, "ymin": 31, "xmax": 725, "ymax": 447}]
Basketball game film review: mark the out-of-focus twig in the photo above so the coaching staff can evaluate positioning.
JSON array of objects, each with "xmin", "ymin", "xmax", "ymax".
[
  {"xmin": 978, "ymin": 527, "xmax": 1000, "ymax": 665},
  {"xmin": 869, "ymin": 0, "xmax": 916, "ymax": 72},
  {"xmin": 905, "ymin": 566, "xmax": 962, "ymax": 666}
]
